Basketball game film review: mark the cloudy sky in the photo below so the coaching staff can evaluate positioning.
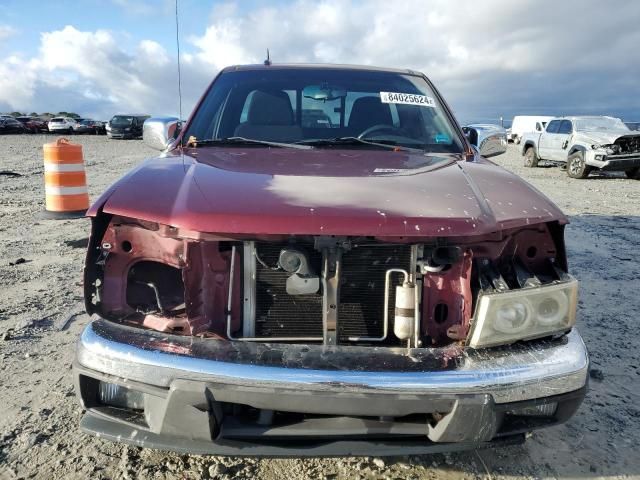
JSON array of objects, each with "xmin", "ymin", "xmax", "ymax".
[{"xmin": 1, "ymin": 0, "xmax": 639, "ymax": 124}]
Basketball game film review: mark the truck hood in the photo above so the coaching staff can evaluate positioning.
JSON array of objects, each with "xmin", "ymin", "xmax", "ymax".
[
  {"xmin": 96, "ymin": 147, "xmax": 566, "ymax": 237},
  {"xmin": 574, "ymin": 130, "xmax": 639, "ymax": 145}
]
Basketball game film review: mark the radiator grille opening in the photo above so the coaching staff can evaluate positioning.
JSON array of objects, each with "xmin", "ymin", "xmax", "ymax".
[
  {"xmin": 254, "ymin": 241, "xmax": 323, "ymax": 337},
  {"xmin": 250, "ymin": 241, "xmax": 412, "ymax": 345},
  {"xmin": 339, "ymin": 244, "xmax": 412, "ymax": 344}
]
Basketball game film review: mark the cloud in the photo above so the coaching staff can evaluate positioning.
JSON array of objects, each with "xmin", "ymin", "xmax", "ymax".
[
  {"xmin": 1, "ymin": 0, "xmax": 640, "ymax": 122},
  {"xmin": 0, "ymin": 24, "xmax": 17, "ymax": 41},
  {"xmin": 0, "ymin": 55, "xmax": 38, "ymax": 109}
]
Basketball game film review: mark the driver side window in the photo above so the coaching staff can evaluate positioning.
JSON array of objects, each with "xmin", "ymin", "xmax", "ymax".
[
  {"xmin": 557, "ymin": 120, "xmax": 572, "ymax": 135},
  {"xmin": 546, "ymin": 120, "xmax": 561, "ymax": 133}
]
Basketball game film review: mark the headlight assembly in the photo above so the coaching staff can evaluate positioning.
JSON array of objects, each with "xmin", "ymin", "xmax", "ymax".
[{"xmin": 467, "ymin": 277, "xmax": 578, "ymax": 348}]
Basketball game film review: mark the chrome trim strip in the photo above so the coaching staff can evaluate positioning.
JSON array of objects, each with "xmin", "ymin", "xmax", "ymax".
[{"xmin": 77, "ymin": 319, "xmax": 588, "ymax": 404}]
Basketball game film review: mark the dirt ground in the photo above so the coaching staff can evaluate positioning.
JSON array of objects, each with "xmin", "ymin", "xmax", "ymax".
[{"xmin": 0, "ymin": 134, "xmax": 639, "ymax": 480}]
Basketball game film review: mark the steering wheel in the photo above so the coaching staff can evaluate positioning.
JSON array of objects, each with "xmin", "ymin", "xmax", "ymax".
[{"xmin": 357, "ymin": 124, "xmax": 399, "ymax": 139}]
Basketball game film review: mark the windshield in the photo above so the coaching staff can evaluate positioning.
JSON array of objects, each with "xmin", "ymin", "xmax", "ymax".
[
  {"xmin": 111, "ymin": 116, "xmax": 134, "ymax": 126},
  {"xmin": 185, "ymin": 68, "xmax": 463, "ymax": 153},
  {"xmin": 575, "ymin": 117, "xmax": 629, "ymax": 132}
]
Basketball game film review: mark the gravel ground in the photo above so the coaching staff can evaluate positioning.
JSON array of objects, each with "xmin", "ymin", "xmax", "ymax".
[{"xmin": 0, "ymin": 134, "xmax": 639, "ymax": 480}]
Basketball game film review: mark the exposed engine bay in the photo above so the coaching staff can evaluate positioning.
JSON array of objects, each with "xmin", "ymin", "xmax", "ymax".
[
  {"xmin": 595, "ymin": 134, "xmax": 640, "ymax": 155},
  {"xmin": 85, "ymin": 214, "xmax": 570, "ymax": 349}
]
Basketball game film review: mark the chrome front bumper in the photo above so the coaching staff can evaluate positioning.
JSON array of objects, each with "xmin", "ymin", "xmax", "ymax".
[
  {"xmin": 77, "ymin": 317, "xmax": 588, "ymax": 404},
  {"xmin": 74, "ymin": 317, "xmax": 588, "ymax": 455}
]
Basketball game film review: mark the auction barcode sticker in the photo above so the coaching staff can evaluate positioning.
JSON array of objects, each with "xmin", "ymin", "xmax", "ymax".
[{"xmin": 380, "ymin": 92, "xmax": 435, "ymax": 107}]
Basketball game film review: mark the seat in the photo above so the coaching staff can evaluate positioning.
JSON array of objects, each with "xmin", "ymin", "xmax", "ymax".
[
  {"xmin": 234, "ymin": 90, "xmax": 302, "ymax": 141},
  {"xmin": 348, "ymin": 97, "xmax": 393, "ymax": 136}
]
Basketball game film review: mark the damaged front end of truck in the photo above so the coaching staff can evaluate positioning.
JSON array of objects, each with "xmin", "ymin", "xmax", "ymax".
[
  {"xmin": 74, "ymin": 159, "xmax": 588, "ymax": 456},
  {"xmin": 73, "ymin": 64, "xmax": 588, "ymax": 456}
]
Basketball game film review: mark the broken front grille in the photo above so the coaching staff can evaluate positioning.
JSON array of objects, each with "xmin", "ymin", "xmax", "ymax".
[
  {"xmin": 249, "ymin": 241, "xmax": 412, "ymax": 344},
  {"xmin": 615, "ymin": 135, "xmax": 640, "ymax": 154},
  {"xmin": 254, "ymin": 241, "xmax": 323, "ymax": 338},
  {"xmin": 339, "ymin": 244, "xmax": 412, "ymax": 343}
]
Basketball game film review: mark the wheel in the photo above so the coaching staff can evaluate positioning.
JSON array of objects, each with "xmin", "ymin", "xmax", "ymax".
[
  {"xmin": 514, "ymin": 136, "xmax": 521, "ymax": 145},
  {"xmin": 523, "ymin": 147, "xmax": 538, "ymax": 167},
  {"xmin": 567, "ymin": 152, "xmax": 591, "ymax": 179},
  {"xmin": 625, "ymin": 167, "xmax": 640, "ymax": 179}
]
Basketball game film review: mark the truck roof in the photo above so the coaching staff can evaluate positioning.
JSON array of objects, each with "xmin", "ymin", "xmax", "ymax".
[
  {"xmin": 548, "ymin": 115, "xmax": 622, "ymax": 121},
  {"xmin": 221, "ymin": 63, "xmax": 421, "ymax": 76}
]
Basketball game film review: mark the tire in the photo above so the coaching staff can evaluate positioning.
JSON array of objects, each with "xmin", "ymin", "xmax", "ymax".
[
  {"xmin": 625, "ymin": 167, "xmax": 640, "ymax": 179},
  {"xmin": 523, "ymin": 147, "xmax": 538, "ymax": 167},
  {"xmin": 567, "ymin": 152, "xmax": 591, "ymax": 179},
  {"xmin": 514, "ymin": 136, "xmax": 521, "ymax": 145}
]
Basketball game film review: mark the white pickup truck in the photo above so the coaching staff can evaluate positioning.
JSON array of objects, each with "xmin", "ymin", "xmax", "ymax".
[{"xmin": 521, "ymin": 116, "xmax": 640, "ymax": 179}]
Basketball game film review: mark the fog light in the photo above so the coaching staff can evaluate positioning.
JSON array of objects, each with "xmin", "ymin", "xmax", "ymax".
[
  {"xmin": 98, "ymin": 382, "xmax": 144, "ymax": 410},
  {"xmin": 507, "ymin": 402, "xmax": 557, "ymax": 417},
  {"xmin": 594, "ymin": 154, "xmax": 606, "ymax": 161}
]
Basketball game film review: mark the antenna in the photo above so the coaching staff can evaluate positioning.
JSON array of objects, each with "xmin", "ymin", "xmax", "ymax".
[
  {"xmin": 174, "ymin": 0, "xmax": 183, "ymax": 122},
  {"xmin": 264, "ymin": 48, "xmax": 271, "ymax": 66}
]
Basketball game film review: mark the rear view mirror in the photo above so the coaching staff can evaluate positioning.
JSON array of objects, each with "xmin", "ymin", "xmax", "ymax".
[
  {"xmin": 303, "ymin": 84, "xmax": 347, "ymax": 102},
  {"xmin": 143, "ymin": 117, "xmax": 181, "ymax": 151}
]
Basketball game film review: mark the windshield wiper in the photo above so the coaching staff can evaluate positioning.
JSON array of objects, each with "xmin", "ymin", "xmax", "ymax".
[
  {"xmin": 187, "ymin": 136, "xmax": 312, "ymax": 150},
  {"xmin": 296, "ymin": 137, "xmax": 420, "ymax": 152}
]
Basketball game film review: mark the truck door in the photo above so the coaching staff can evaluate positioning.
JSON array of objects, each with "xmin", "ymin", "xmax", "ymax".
[
  {"xmin": 538, "ymin": 119, "xmax": 560, "ymax": 159},
  {"xmin": 551, "ymin": 120, "xmax": 573, "ymax": 162}
]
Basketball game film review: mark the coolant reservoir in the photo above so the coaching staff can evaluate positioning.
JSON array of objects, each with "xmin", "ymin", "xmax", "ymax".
[{"xmin": 394, "ymin": 282, "xmax": 415, "ymax": 340}]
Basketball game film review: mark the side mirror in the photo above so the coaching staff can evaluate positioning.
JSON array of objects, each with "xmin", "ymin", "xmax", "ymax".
[
  {"xmin": 143, "ymin": 117, "xmax": 181, "ymax": 151},
  {"xmin": 464, "ymin": 126, "xmax": 507, "ymax": 158}
]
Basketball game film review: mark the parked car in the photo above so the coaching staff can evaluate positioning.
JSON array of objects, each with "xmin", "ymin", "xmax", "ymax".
[
  {"xmin": 80, "ymin": 119, "xmax": 106, "ymax": 135},
  {"xmin": 510, "ymin": 115, "xmax": 553, "ymax": 144},
  {"xmin": 462, "ymin": 124, "xmax": 508, "ymax": 157},
  {"xmin": 0, "ymin": 116, "xmax": 27, "ymax": 134},
  {"xmin": 71, "ymin": 118, "xmax": 93, "ymax": 134},
  {"xmin": 521, "ymin": 116, "xmax": 640, "ymax": 179},
  {"xmin": 48, "ymin": 117, "xmax": 79, "ymax": 133},
  {"xmin": 107, "ymin": 114, "xmax": 149, "ymax": 139},
  {"xmin": 75, "ymin": 64, "xmax": 587, "ymax": 456},
  {"xmin": 16, "ymin": 116, "xmax": 48, "ymax": 133}
]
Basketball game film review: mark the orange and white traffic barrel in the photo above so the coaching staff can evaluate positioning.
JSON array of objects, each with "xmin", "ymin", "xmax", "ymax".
[{"xmin": 42, "ymin": 138, "xmax": 89, "ymax": 218}]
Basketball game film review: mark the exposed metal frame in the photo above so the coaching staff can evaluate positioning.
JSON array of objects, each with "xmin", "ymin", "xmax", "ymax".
[
  {"xmin": 321, "ymin": 248, "xmax": 342, "ymax": 346},
  {"xmin": 242, "ymin": 241, "xmax": 256, "ymax": 337},
  {"xmin": 410, "ymin": 244, "xmax": 422, "ymax": 348},
  {"xmin": 225, "ymin": 245, "xmax": 237, "ymax": 340}
]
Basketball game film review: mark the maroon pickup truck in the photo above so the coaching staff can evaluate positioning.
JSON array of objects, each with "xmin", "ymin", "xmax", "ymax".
[{"xmin": 74, "ymin": 64, "xmax": 588, "ymax": 456}]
